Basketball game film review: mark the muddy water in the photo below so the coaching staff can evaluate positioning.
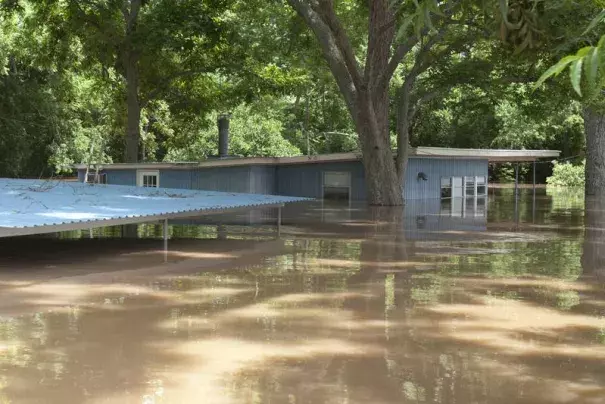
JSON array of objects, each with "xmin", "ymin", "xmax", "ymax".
[{"xmin": 0, "ymin": 190, "xmax": 604, "ymax": 403}]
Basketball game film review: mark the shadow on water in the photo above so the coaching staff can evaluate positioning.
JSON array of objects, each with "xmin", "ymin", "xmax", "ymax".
[{"xmin": 0, "ymin": 189, "xmax": 604, "ymax": 403}]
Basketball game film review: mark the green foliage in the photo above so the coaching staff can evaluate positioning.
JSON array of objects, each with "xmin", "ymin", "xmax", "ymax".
[
  {"xmin": 165, "ymin": 104, "xmax": 300, "ymax": 161},
  {"xmin": 546, "ymin": 160, "xmax": 586, "ymax": 188}
]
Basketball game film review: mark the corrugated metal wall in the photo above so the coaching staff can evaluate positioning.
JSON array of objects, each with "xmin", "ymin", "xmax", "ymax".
[
  {"xmin": 249, "ymin": 166, "xmax": 277, "ymax": 194},
  {"xmin": 78, "ymin": 157, "xmax": 488, "ymax": 201},
  {"xmin": 159, "ymin": 169, "xmax": 193, "ymax": 190},
  {"xmin": 276, "ymin": 162, "xmax": 366, "ymax": 200},
  {"xmin": 105, "ymin": 170, "xmax": 137, "ymax": 186},
  {"xmin": 191, "ymin": 166, "xmax": 251, "ymax": 193},
  {"xmin": 404, "ymin": 158, "xmax": 488, "ymax": 200}
]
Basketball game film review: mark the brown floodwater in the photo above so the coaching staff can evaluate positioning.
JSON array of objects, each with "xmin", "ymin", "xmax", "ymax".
[{"xmin": 0, "ymin": 189, "xmax": 604, "ymax": 404}]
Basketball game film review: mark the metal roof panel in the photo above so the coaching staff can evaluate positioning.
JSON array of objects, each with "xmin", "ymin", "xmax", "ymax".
[{"xmin": 0, "ymin": 179, "xmax": 309, "ymax": 233}]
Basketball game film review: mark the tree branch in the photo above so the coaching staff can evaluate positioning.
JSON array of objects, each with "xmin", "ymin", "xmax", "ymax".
[
  {"xmin": 380, "ymin": 0, "xmax": 463, "ymax": 90},
  {"xmin": 287, "ymin": 0, "xmax": 357, "ymax": 114},
  {"xmin": 379, "ymin": 35, "xmax": 420, "ymax": 91},
  {"xmin": 315, "ymin": 0, "xmax": 364, "ymax": 90},
  {"xmin": 140, "ymin": 68, "xmax": 213, "ymax": 107}
]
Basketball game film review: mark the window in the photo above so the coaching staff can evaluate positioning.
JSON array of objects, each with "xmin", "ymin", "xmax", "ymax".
[
  {"xmin": 476, "ymin": 176, "xmax": 487, "ymax": 196},
  {"xmin": 465, "ymin": 176, "xmax": 476, "ymax": 197},
  {"xmin": 476, "ymin": 196, "xmax": 487, "ymax": 217},
  {"xmin": 440, "ymin": 178, "xmax": 452, "ymax": 199},
  {"xmin": 137, "ymin": 170, "xmax": 160, "ymax": 188},
  {"xmin": 323, "ymin": 172, "xmax": 351, "ymax": 201}
]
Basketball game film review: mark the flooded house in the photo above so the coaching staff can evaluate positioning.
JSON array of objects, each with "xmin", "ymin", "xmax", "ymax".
[
  {"xmin": 76, "ymin": 147, "xmax": 559, "ymax": 202},
  {"xmin": 76, "ymin": 116, "xmax": 559, "ymax": 203}
]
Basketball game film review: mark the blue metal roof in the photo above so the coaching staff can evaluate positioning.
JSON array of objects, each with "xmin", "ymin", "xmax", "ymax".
[{"xmin": 0, "ymin": 179, "xmax": 309, "ymax": 231}]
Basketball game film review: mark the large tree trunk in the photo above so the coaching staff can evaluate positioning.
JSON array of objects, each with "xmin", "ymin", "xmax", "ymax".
[
  {"xmin": 124, "ymin": 53, "xmax": 140, "ymax": 163},
  {"xmin": 584, "ymin": 107, "xmax": 605, "ymax": 196},
  {"xmin": 287, "ymin": 0, "xmax": 405, "ymax": 206},
  {"xmin": 582, "ymin": 198, "xmax": 605, "ymax": 280},
  {"xmin": 122, "ymin": 0, "xmax": 142, "ymax": 164},
  {"xmin": 356, "ymin": 91, "xmax": 403, "ymax": 206}
]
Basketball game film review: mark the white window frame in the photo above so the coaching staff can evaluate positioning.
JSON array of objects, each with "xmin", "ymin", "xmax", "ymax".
[
  {"xmin": 137, "ymin": 170, "xmax": 160, "ymax": 188},
  {"xmin": 464, "ymin": 176, "xmax": 476, "ymax": 198},
  {"xmin": 440, "ymin": 177, "xmax": 452, "ymax": 199},
  {"xmin": 476, "ymin": 176, "xmax": 487, "ymax": 196}
]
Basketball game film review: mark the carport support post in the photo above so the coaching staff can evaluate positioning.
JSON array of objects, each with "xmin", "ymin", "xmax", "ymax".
[
  {"xmin": 514, "ymin": 163, "xmax": 519, "ymax": 225},
  {"xmin": 532, "ymin": 160, "xmax": 537, "ymax": 223},
  {"xmin": 514, "ymin": 163, "xmax": 519, "ymax": 197},
  {"xmin": 277, "ymin": 206, "xmax": 282, "ymax": 238},
  {"xmin": 163, "ymin": 219, "xmax": 169, "ymax": 262}
]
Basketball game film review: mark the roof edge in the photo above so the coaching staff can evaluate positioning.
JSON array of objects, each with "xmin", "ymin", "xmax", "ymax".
[{"xmin": 74, "ymin": 148, "xmax": 561, "ymax": 170}]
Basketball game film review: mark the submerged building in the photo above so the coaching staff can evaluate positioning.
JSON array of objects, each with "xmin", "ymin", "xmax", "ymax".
[{"xmin": 76, "ymin": 147, "xmax": 559, "ymax": 202}]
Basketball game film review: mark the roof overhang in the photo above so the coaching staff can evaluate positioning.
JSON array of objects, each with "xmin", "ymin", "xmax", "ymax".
[
  {"xmin": 412, "ymin": 147, "xmax": 561, "ymax": 162},
  {"xmin": 74, "ymin": 148, "xmax": 561, "ymax": 170}
]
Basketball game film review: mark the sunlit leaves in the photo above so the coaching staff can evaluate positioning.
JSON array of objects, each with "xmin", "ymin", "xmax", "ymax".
[
  {"xmin": 534, "ymin": 39, "xmax": 605, "ymax": 97},
  {"xmin": 394, "ymin": 0, "xmax": 445, "ymax": 43}
]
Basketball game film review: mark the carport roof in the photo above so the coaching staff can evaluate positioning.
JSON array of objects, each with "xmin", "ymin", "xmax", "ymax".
[{"xmin": 0, "ymin": 179, "xmax": 308, "ymax": 238}]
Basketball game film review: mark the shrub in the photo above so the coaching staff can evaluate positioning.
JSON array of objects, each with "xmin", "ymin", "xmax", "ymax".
[{"xmin": 546, "ymin": 160, "xmax": 585, "ymax": 188}]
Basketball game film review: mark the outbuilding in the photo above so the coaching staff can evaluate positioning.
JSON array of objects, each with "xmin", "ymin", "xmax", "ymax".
[{"xmin": 75, "ymin": 147, "xmax": 560, "ymax": 202}]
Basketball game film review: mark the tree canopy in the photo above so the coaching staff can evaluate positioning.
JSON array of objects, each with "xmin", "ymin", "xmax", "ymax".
[{"xmin": 0, "ymin": 0, "xmax": 601, "ymax": 198}]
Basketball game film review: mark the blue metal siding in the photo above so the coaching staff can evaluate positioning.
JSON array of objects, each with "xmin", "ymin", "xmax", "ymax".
[
  {"xmin": 276, "ymin": 162, "xmax": 366, "ymax": 200},
  {"xmin": 106, "ymin": 170, "xmax": 137, "ymax": 186},
  {"xmin": 78, "ymin": 156, "xmax": 489, "ymax": 201},
  {"xmin": 404, "ymin": 157, "xmax": 488, "ymax": 200},
  {"xmin": 77, "ymin": 170, "xmax": 86, "ymax": 182},
  {"xmin": 191, "ymin": 166, "xmax": 251, "ymax": 193},
  {"xmin": 250, "ymin": 166, "xmax": 277, "ymax": 194},
  {"xmin": 159, "ymin": 169, "xmax": 192, "ymax": 190}
]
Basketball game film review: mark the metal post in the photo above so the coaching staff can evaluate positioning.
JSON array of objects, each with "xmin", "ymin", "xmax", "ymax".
[
  {"xmin": 163, "ymin": 219, "xmax": 169, "ymax": 262},
  {"xmin": 532, "ymin": 161, "xmax": 537, "ymax": 224},
  {"xmin": 277, "ymin": 206, "xmax": 282, "ymax": 238},
  {"xmin": 514, "ymin": 164, "xmax": 519, "ymax": 225},
  {"xmin": 515, "ymin": 163, "xmax": 519, "ymax": 197},
  {"xmin": 533, "ymin": 160, "xmax": 536, "ymax": 191}
]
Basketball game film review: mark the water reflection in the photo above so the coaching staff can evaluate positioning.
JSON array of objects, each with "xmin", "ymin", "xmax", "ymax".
[{"xmin": 0, "ymin": 190, "xmax": 603, "ymax": 403}]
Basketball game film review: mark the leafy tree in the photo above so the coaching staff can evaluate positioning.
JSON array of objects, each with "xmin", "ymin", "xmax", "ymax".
[
  {"xmin": 511, "ymin": 1, "xmax": 605, "ymax": 195},
  {"xmin": 284, "ymin": 0, "xmax": 548, "ymax": 204},
  {"xmin": 165, "ymin": 103, "xmax": 300, "ymax": 161},
  {"xmin": 28, "ymin": 0, "xmax": 232, "ymax": 163}
]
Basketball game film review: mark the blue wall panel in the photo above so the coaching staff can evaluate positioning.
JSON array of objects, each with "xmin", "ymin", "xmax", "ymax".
[
  {"xmin": 404, "ymin": 158, "xmax": 488, "ymax": 200},
  {"xmin": 250, "ymin": 166, "xmax": 277, "ymax": 195},
  {"xmin": 106, "ymin": 170, "xmax": 137, "ymax": 186},
  {"xmin": 276, "ymin": 162, "xmax": 366, "ymax": 200},
  {"xmin": 79, "ymin": 156, "xmax": 489, "ymax": 201},
  {"xmin": 191, "ymin": 166, "xmax": 251, "ymax": 193},
  {"xmin": 159, "ymin": 169, "xmax": 192, "ymax": 190}
]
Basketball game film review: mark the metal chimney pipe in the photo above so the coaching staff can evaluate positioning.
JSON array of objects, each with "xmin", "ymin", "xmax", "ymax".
[{"xmin": 218, "ymin": 114, "xmax": 230, "ymax": 158}]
